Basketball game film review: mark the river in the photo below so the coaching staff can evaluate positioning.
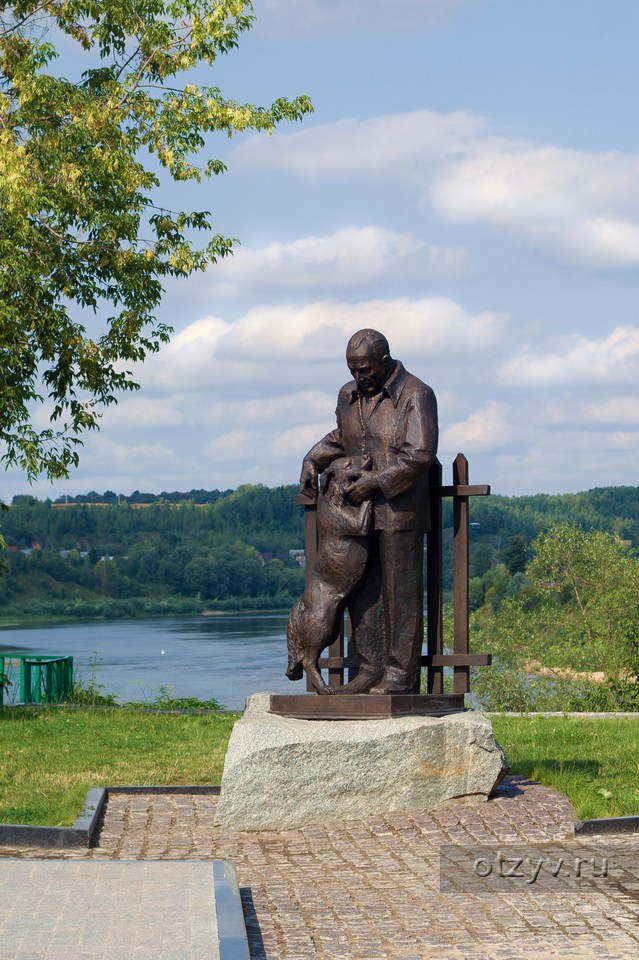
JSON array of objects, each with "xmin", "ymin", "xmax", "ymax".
[{"xmin": 0, "ymin": 613, "xmax": 300, "ymax": 711}]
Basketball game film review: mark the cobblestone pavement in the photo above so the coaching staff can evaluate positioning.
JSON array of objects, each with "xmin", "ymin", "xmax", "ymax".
[{"xmin": 2, "ymin": 777, "xmax": 639, "ymax": 959}]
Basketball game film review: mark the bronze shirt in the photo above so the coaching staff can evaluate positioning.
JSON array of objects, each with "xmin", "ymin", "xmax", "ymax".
[{"xmin": 305, "ymin": 360, "xmax": 438, "ymax": 532}]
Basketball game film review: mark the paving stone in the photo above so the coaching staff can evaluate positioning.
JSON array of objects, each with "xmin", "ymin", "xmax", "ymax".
[
  {"xmin": 2, "ymin": 776, "xmax": 639, "ymax": 958},
  {"xmin": 0, "ymin": 861, "xmax": 218, "ymax": 960}
]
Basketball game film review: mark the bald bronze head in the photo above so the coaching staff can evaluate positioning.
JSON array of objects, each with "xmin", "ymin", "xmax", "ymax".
[{"xmin": 346, "ymin": 329, "xmax": 392, "ymax": 395}]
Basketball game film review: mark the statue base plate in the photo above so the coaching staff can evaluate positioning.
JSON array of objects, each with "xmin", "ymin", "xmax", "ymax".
[{"xmin": 269, "ymin": 692, "xmax": 465, "ymax": 720}]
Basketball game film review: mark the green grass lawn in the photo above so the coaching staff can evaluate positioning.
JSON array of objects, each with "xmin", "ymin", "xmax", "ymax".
[
  {"xmin": 1, "ymin": 709, "xmax": 638, "ymax": 827},
  {"xmin": 0, "ymin": 706, "xmax": 239, "ymax": 826},
  {"xmin": 491, "ymin": 715, "xmax": 639, "ymax": 821}
]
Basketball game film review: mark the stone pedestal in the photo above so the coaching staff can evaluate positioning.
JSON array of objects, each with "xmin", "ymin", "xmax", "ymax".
[{"xmin": 215, "ymin": 692, "xmax": 508, "ymax": 831}]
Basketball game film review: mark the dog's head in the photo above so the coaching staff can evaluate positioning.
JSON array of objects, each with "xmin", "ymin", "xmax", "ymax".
[{"xmin": 321, "ymin": 455, "xmax": 372, "ymax": 500}]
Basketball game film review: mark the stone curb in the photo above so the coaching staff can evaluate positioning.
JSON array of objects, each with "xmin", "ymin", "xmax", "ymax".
[
  {"xmin": 486, "ymin": 711, "xmax": 639, "ymax": 718},
  {"xmin": 0, "ymin": 786, "xmax": 106, "ymax": 848},
  {"xmin": 213, "ymin": 860, "xmax": 251, "ymax": 960},
  {"xmin": 107, "ymin": 785, "xmax": 221, "ymax": 795},
  {"xmin": 0, "ymin": 786, "xmax": 246, "ymax": 959},
  {"xmin": 2, "ymin": 779, "xmax": 639, "ymax": 845},
  {"xmin": 574, "ymin": 815, "xmax": 639, "ymax": 835},
  {"xmin": 0, "ymin": 785, "xmax": 220, "ymax": 847}
]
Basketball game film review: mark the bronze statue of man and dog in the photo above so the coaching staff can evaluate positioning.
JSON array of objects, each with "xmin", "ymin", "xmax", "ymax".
[{"xmin": 286, "ymin": 328, "xmax": 438, "ymax": 696}]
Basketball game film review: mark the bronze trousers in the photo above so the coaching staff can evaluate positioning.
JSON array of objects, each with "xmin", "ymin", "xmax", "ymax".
[{"xmin": 349, "ymin": 528, "xmax": 424, "ymax": 692}]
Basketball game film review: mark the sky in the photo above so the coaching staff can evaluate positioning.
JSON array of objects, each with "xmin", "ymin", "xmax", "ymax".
[{"xmin": 4, "ymin": 0, "xmax": 639, "ymax": 501}]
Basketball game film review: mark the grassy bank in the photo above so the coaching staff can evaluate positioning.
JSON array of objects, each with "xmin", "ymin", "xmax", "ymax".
[
  {"xmin": 1, "ymin": 710, "xmax": 638, "ymax": 828},
  {"xmin": 492, "ymin": 715, "xmax": 639, "ymax": 821},
  {"xmin": 0, "ymin": 706, "xmax": 239, "ymax": 826}
]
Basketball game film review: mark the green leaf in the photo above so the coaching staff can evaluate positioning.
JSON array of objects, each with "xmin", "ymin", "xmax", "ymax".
[{"xmin": 0, "ymin": 1, "xmax": 313, "ymax": 481}]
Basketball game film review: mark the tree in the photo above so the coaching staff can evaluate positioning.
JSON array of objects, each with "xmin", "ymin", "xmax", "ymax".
[
  {"xmin": 469, "ymin": 542, "xmax": 494, "ymax": 579},
  {"xmin": 499, "ymin": 534, "xmax": 528, "ymax": 575},
  {"xmin": 524, "ymin": 523, "xmax": 639, "ymax": 676},
  {"xmin": 0, "ymin": 1, "xmax": 312, "ymax": 483},
  {"xmin": 472, "ymin": 523, "xmax": 639, "ymax": 710}
]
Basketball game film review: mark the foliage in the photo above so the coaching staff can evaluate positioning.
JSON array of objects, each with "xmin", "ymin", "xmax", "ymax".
[
  {"xmin": 492, "ymin": 715, "xmax": 639, "ymax": 820},
  {"xmin": 0, "ymin": 2, "xmax": 312, "ymax": 482},
  {"xmin": 67, "ymin": 650, "xmax": 118, "ymax": 705},
  {"xmin": 0, "ymin": 704, "xmax": 238, "ymax": 825},
  {"xmin": 525, "ymin": 524, "xmax": 639, "ymax": 673},
  {"xmin": 4, "ymin": 483, "xmax": 639, "ymax": 627},
  {"xmin": 472, "ymin": 522, "xmax": 639, "ymax": 711},
  {"xmin": 472, "ymin": 664, "xmax": 582, "ymax": 713},
  {"xmin": 499, "ymin": 534, "xmax": 528, "ymax": 574},
  {"xmin": 68, "ymin": 654, "xmax": 225, "ymax": 709},
  {"xmin": 0, "ymin": 483, "xmax": 306, "ymax": 615},
  {"xmin": 131, "ymin": 684, "xmax": 225, "ymax": 711},
  {"xmin": 462, "ymin": 485, "xmax": 639, "ymax": 547}
]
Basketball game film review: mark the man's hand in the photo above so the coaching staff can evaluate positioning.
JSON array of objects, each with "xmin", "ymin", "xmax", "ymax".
[
  {"xmin": 299, "ymin": 459, "xmax": 319, "ymax": 500},
  {"xmin": 344, "ymin": 472, "xmax": 379, "ymax": 504}
]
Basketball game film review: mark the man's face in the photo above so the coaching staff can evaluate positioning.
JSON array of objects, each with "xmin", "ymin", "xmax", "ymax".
[{"xmin": 346, "ymin": 346, "xmax": 389, "ymax": 395}]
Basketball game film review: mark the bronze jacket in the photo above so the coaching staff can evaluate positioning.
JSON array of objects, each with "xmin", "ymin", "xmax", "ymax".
[{"xmin": 305, "ymin": 360, "xmax": 438, "ymax": 532}]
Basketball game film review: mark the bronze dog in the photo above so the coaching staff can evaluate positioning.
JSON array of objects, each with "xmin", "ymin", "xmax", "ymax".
[{"xmin": 286, "ymin": 456, "xmax": 382, "ymax": 694}]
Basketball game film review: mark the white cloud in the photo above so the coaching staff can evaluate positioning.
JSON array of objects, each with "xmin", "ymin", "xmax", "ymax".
[
  {"xmin": 432, "ymin": 145, "xmax": 639, "ymax": 269},
  {"xmin": 204, "ymin": 429, "xmax": 260, "ymax": 463},
  {"xmin": 233, "ymin": 109, "xmax": 485, "ymax": 179},
  {"xmin": 577, "ymin": 397, "xmax": 639, "ymax": 427},
  {"xmin": 7, "ymin": 301, "xmax": 639, "ymax": 501},
  {"xmin": 140, "ymin": 297, "xmax": 505, "ymax": 404},
  {"xmin": 63, "ymin": 436, "xmax": 179, "ymax": 491},
  {"xmin": 100, "ymin": 396, "xmax": 185, "ymax": 430},
  {"xmin": 236, "ymin": 108, "xmax": 639, "ymax": 271},
  {"xmin": 10, "ymin": 292, "xmax": 637, "ymax": 503},
  {"xmin": 539, "ymin": 395, "xmax": 639, "ymax": 431},
  {"xmin": 207, "ymin": 227, "xmax": 467, "ymax": 296},
  {"xmin": 270, "ymin": 422, "xmax": 337, "ymax": 459},
  {"xmin": 143, "ymin": 315, "xmax": 231, "ymax": 393},
  {"xmin": 432, "ymin": 146, "xmax": 639, "ymax": 223},
  {"xmin": 201, "ymin": 392, "xmax": 334, "ymax": 429},
  {"xmin": 492, "ymin": 423, "xmax": 639, "ymax": 495},
  {"xmin": 500, "ymin": 326, "xmax": 639, "ymax": 387},
  {"xmin": 441, "ymin": 402, "xmax": 513, "ymax": 454},
  {"xmin": 8, "ymin": 295, "xmax": 504, "ymax": 498}
]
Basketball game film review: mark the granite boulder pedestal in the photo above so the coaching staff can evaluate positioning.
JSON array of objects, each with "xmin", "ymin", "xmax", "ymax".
[{"xmin": 215, "ymin": 692, "xmax": 508, "ymax": 831}]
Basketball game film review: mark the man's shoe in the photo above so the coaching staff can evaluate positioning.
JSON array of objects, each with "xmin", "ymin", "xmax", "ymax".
[
  {"xmin": 369, "ymin": 679, "xmax": 412, "ymax": 695},
  {"xmin": 334, "ymin": 669, "xmax": 383, "ymax": 694}
]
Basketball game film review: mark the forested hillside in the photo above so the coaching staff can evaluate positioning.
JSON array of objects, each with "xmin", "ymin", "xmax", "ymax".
[
  {"xmin": 0, "ymin": 483, "xmax": 638, "ymax": 620},
  {"xmin": 0, "ymin": 485, "xmax": 306, "ymax": 618}
]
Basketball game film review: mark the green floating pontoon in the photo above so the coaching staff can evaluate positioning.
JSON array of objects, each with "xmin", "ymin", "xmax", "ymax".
[{"xmin": 1, "ymin": 653, "xmax": 74, "ymax": 705}]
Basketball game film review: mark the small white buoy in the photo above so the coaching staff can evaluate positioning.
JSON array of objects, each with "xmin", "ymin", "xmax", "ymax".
[{"xmin": 161, "ymin": 649, "xmax": 165, "ymax": 655}]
